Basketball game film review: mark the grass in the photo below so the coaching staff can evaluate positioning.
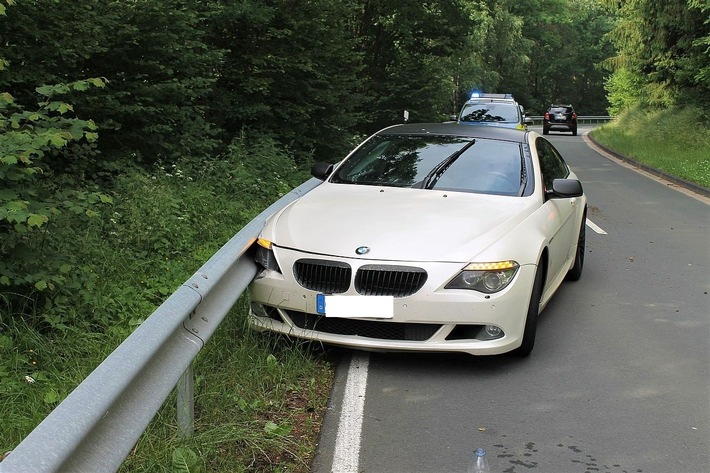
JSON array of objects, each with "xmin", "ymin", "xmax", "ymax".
[
  {"xmin": 589, "ymin": 106, "xmax": 710, "ymax": 189},
  {"xmin": 0, "ymin": 136, "xmax": 333, "ymax": 472},
  {"xmin": 118, "ymin": 299, "xmax": 334, "ymax": 473}
]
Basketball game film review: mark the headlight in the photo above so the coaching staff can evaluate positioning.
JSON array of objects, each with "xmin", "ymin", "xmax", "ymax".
[
  {"xmin": 254, "ymin": 238, "xmax": 281, "ymax": 272},
  {"xmin": 445, "ymin": 261, "xmax": 519, "ymax": 293}
]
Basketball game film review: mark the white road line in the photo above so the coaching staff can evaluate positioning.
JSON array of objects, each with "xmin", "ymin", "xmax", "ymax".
[
  {"xmin": 586, "ymin": 218, "xmax": 607, "ymax": 235},
  {"xmin": 332, "ymin": 352, "xmax": 369, "ymax": 473}
]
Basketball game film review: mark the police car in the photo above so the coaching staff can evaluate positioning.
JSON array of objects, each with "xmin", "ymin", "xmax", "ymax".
[{"xmin": 456, "ymin": 93, "xmax": 532, "ymax": 131}]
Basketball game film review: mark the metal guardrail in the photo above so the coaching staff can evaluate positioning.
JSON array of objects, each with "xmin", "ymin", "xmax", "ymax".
[
  {"xmin": 527, "ymin": 115, "xmax": 614, "ymax": 125},
  {"xmin": 0, "ymin": 177, "xmax": 323, "ymax": 473}
]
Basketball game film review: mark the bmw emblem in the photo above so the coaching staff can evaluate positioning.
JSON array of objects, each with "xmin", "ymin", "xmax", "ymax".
[{"xmin": 355, "ymin": 246, "xmax": 370, "ymax": 255}]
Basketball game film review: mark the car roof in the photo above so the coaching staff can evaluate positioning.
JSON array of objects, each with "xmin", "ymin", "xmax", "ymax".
[{"xmin": 376, "ymin": 123, "xmax": 530, "ymax": 143}]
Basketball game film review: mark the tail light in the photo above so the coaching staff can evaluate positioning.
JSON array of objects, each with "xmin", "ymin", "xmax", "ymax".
[
  {"xmin": 572, "ymin": 112, "xmax": 577, "ymax": 119},
  {"xmin": 544, "ymin": 112, "xmax": 550, "ymax": 120}
]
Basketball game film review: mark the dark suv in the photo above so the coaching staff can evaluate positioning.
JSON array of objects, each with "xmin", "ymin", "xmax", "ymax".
[{"xmin": 543, "ymin": 104, "xmax": 577, "ymax": 136}]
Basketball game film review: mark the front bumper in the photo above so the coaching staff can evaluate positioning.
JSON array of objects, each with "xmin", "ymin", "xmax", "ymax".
[{"xmin": 248, "ymin": 249, "xmax": 538, "ymax": 356}]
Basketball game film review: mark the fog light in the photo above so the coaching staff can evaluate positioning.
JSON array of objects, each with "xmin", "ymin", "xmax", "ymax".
[{"xmin": 485, "ymin": 325, "xmax": 502, "ymax": 338}]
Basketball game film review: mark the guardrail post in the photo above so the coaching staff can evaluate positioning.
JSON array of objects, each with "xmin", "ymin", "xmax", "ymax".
[{"xmin": 177, "ymin": 364, "xmax": 195, "ymax": 438}]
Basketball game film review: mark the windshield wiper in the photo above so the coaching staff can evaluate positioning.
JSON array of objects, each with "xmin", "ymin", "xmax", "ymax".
[{"xmin": 421, "ymin": 139, "xmax": 476, "ymax": 189}]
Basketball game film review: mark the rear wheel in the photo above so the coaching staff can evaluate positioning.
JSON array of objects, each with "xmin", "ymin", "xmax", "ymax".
[
  {"xmin": 566, "ymin": 209, "xmax": 586, "ymax": 281},
  {"xmin": 572, "ymin": 126, "xmax": 578, "ymax": 136},
  {"xmin": 511, "ymin": 263, "xmax": 544, "ymax": 357},
  {"xmin": 543, "ymin": 126, "xmax": 549, "ymax": 135}
]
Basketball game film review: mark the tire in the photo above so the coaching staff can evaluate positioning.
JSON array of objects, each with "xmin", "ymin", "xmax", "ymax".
[
  {"xmin": 542, "ymin": 126, "xmax": 549, "ymax": 135},
  {"xmin": 572, "ymin": 127, "xmax": 577, "ymax": 136},
  {"xmin": 566, "ymin": 209, "xmax": 586, "ymax": 281},
  {"xmin": 511, "ymin": 263, "xmax": 544, "ymax": 357}
]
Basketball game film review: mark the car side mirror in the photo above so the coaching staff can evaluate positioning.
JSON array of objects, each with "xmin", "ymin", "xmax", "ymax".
[
  {"xmin": 311, "ymin": 162, "xmax": 334, "ymax": 180},
  {"xmin": 547, "ymin": 178, "xmax": 583, "ymax": 199}
]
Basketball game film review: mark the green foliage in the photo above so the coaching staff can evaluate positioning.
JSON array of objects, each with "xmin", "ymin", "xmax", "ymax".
[
  {"xmin": 1, "ymin": 0, "xmax": 619, "ymax": 164},
  {"xmin": 352, "ymin": 0, "xmax": 476, "ymax": 131},
  {"xmin": 604, "ymin": 68, "xmax": 645, "ymax": 116},
  {"xmin": 601, "ymin": 0, "xmax": 710, "ymax": 112},
  {"xmin": 0, "ymin": 0, "xmax": 224, "ymax": 171},
  {"xmin": 208, "ymin": 0, "xmax": 364, "ymax": 162},
  {"xmin": 0, "ymin": 311, "xmax": 125, "ymax": 449},
  {"xmin": 0, "ymin": 77, "xmax": 112, "ymax": 293},
  {"xmin": 591, "ymin": 106, "xmax": 710, "ymax": 189},
  {"xmin": 2, "ymin": 132, "xmax": 333, "ymax": 472},
  {"xmin": 171, "ymin": 447, "xmax": 201, "ymax": 473},
  {"xmin": 445, "ymin": 0, "xmax": 615, "ymax": 116}
]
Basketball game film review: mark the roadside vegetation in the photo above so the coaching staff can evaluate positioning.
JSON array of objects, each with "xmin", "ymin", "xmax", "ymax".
[
  {"xmin": 590, "ymin": 106, "xmax": 710, "ymax": 189},
  {"xmin": 0, "ymin": 136, "xmax": 333, "ymax": 472},
  {"xmin": 1, "ymin": 0, "xmax": 707, "ymax": 471},
  {"xmin": 591, "ymin": 0, "xmax": 710, "ymax": 191}
]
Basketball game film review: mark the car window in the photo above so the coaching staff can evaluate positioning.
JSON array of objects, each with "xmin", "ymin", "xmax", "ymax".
[
  {"xmin": 459, "ymin": 102, "xmax": 520, "ymax": 123},
  {"xmin": 549, "ymin": 106, "xmax": 573, "ymax": 114},
  {"xmin": 331, "ymin": 135, "xmax": 523, "ymax": 196},
  {"xmin": 536, "ymin": 137, "xmax": 569, "ymax": 191}
]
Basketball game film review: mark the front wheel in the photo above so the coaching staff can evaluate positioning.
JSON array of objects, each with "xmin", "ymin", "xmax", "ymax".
[{"xmin": 511, "ymin": 263, "xmax": 544, "ymax": 357}]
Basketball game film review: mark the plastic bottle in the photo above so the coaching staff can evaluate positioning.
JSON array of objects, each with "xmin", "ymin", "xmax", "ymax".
[{"xmin": 466, "ymin": 447, "xmax": 490, "ymax": 473}]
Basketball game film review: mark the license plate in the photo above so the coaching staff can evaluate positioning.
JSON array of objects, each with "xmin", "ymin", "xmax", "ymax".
[{"xmin": 316, "ymin": 294, "xmax": 394, "ymax": 319}]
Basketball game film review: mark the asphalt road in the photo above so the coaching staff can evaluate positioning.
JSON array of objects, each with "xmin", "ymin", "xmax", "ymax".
[{"xmin": 312, "ymin": 125, "xmax": 710, "ymax": 473}]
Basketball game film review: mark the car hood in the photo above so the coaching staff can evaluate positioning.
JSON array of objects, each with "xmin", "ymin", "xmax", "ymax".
[{"xmin": 266, "ymin": 183, "xmax": 537, "ymax": 263}]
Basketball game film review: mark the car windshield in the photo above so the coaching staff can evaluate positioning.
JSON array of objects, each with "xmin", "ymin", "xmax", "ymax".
[
  {"xmin": 330, "ymin": 135, "xmax": 523, "ymax": 196},
  {"xmin": 459, "ymin": 102, "xmax": 519, "ymax": 123}
]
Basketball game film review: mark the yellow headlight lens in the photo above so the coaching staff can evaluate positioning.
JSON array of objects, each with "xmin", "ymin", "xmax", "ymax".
[{"xmin": 464, "ymin": 261, "xmax": 518, "ymax": 271}]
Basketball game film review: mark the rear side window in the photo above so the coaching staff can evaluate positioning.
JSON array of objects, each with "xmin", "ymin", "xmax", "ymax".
[{"xmin": 536, "ymin": 137, "xmax": 569, "ymax": 191}]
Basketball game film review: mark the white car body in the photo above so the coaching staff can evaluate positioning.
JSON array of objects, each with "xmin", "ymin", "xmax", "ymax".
[{"xmin": 249, "ymin": 123, "xmax": 586, "ymax": 356}]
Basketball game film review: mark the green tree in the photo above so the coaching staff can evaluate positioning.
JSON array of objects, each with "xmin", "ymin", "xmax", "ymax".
[
  {"xmin": 601, "ymin": 0, "xmax": 710, "ymax": 112},
  {"xmin": 0, "ymin": 0, "xmax": 224, "ymax": 173},
  {"xmin": 480, "ymin": 0, "xmax": 533, "ymax": 102},
  {"xmin": 208, "ymin": 0, "xmax": 365, "ymax": 162},
  {"xmin": 0, "ymin": 75, "xmax": 111, "ymax": 291},
  {"xmin": 0, "ymin": 1, "xmax": 109, "ymax": 305},
  {"xmin": 353, "ymin": 0, "xmax": 476, "ymax": 132},
  {"xmin": 496, "ymin": 0, "xmax": 614, "ymax": 115}
]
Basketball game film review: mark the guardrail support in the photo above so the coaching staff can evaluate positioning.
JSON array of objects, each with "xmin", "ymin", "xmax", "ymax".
[{"xmin": 177, "ymin": 364, "xmax": 195, "ymax": 438}]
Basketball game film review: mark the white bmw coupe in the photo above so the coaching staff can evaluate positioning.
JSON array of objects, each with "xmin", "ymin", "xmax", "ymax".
[{"xmin": 249, "ymin": 123, "xmax": 587, "ymax": 356}]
